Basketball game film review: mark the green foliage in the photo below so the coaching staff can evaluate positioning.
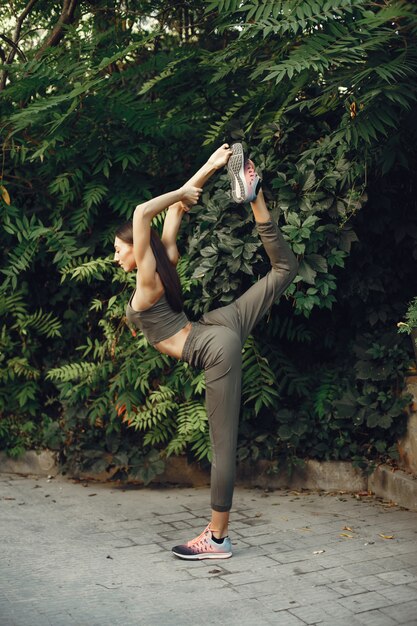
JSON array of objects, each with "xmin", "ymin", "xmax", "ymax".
[
  {"xmin": 398, "ymin": 297, "xmax": 417, "ymax": 335},
  {"xmin": 242, "ymin": 336, "xmax": 280, "ymax": 415},
  {"xmin": 0, "ymin": 0, "xmax": 416, "ymax": 476}
]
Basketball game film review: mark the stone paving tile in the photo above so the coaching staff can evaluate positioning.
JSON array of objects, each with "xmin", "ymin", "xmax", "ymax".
[
  {"xmin": 354, "ymin": 610, "xmax": 398, "ymax": 626},
  {"xmin": 380, "ymin": 599, "xmax": 417, "ymax": 623},
  {"xmin": 343, "ymin": 557, "xmax": 411, "ymax": 578},
  {"xmin": 337, "ymin": 590, "xmax": 396, "ymax": 613},
  {"xmin": 377, "ymin": 569, "xmax": 417, "ymax": 586},
  {"xmin": 328, "ymin": 579, "xmax": 368, "ymax": 597},
  {"xmin": 377, "ymin": 582, "xmax": 417, "ymax": 604},
  {"xmin": 1, "ymin": 475, "xmax": 417, "ymax": 626},
  {"xmin": 354, "ymin": 574, "xmax": 393, "ymax": 592},
  {"xmin": 288, "ymin": 600, "xmax": 362, "ymax": 625}
]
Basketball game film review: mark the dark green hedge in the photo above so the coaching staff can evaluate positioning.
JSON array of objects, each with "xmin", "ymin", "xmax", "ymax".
[{"xmin": 1, "ymin": 1, "xmax": 416, "ymax": 481}]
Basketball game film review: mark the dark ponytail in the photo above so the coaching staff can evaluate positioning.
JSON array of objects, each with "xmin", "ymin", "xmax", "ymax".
[{"xmin": 115, "ymin": 221, "xmax": 184, "ymax": 313}]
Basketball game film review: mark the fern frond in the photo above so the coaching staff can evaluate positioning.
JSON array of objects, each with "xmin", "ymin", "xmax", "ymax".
[
  {"xmin": 0, "ymin": 292, "xmax": 27, "ymax": 316},
  {"xmin": 46, "ymin": 361, "xmax": 97, "ymax": 382},
  {"xmin": 60, "ymin": 256, "xmax": 113, "ymax": 283},
  {"xmin": 1, "ymin": 240, "xmax": 38, "ymax": 289},
  {"xmin": 242, "ymin": 336, "xmax": 280, "ymax": 415},
  {"xmin": 138, "ymin": 53, "xmax": 193, "ymax": 95},
  {"xmin": 165, "ymin": 399, "xmax": 209, "ymax": 458},
  {"xmin": 2, "ymin": 357, "xmax": 40, "ymax": 380},
  {"xmin": 129, "ymin": 386, "xmax": 178, "ymax": 431},
  {"xmin": 189, "ymin": 428, "xmax": 212, "ymax": 461},
  {"xmin": 203, "ymin": 89, "xmax": 260, "ymax": 145},
  {"xmin": 16, "ymin": 309, "xmax": 62, "ymax": 338}
]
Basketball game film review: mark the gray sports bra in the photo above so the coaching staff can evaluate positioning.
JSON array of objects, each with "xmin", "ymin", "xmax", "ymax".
[{"xmin": 126, "ymin": 292, "xmax": 189, "ymax": 345}]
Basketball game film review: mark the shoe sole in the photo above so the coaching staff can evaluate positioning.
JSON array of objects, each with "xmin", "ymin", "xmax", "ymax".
[
  {"xmin": 227, "ymin": 143, "xmax": 247, "ymax": 203},
  {"xmin": 172, "ymin": 550, "xmax": 232, "ymax": 560}
]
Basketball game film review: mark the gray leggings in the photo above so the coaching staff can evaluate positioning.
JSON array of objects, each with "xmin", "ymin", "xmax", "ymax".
[{"xmin": 181, "ymin": 221, "xmax": 298, "ymax": 512}]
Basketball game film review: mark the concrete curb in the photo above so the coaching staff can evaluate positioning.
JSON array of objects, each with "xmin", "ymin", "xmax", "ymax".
[
  {"xmin": 369, "ymin": 464, "xmax": 417, "ymax": 511},
  {"xmin": 2, "ymin": 450, "xmax": 417, "ymax": 511},
  {"xmin": 236, "ymin": 459, "xmax": 368, "ymax": 492},
  {"xmin": 0, "ymin": 450, "xmax": 58, "ymax": 477}
]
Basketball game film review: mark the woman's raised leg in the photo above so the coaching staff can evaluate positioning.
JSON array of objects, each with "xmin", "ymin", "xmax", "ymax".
[{"xmin": 233, "ymin": 188, "xmax": 298, "ymax": 344}]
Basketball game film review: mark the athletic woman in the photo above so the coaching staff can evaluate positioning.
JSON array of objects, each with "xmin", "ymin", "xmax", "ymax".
[{"xmin": 113, "ymin": 143, "xmax": 298, "ymax": 560}]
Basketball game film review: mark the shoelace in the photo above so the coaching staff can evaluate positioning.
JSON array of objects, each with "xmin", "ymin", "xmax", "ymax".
[{"xmin": 187, "ymin": 523, "xmax": 220, "ymax": 547}]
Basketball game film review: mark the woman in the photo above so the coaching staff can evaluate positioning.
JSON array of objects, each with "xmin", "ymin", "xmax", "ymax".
[{"xmin": 113, "ymin": 143, "xmax": 298, "ymax": 560}]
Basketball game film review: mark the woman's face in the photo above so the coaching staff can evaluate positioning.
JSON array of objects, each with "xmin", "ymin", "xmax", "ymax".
[{"xmin": 114, "ymin": 236, "xmax": 136, "ymax": 272}]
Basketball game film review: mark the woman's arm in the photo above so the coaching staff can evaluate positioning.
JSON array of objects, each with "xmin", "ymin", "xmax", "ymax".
[
  {"xmin": 183, "ymin": 143, "xmax": 233, "ymax": 191},
  {"xmin": 161, "ymin": 201, "xmax": 189, "ymax": 266},
  {"xmin": 132, "ymin": 185, "xmax": 201, "ymax": 291},
  {"xmin": 160, "ymin": 144, "xmax": 233, "ymax": 265}
]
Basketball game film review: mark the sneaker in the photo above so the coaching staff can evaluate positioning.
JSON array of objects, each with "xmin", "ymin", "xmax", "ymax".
[
  {"xmin": 171, "ymin": 524, "xmax": 233, "ymax": 560},
  {"xmin": 227, "ymin": 143, "xmax": 261, "ymax": 203}
]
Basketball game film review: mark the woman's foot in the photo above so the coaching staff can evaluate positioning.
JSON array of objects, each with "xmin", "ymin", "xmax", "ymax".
[
  {"xmin": 171, "ymin": 523, "xmax": 233, "ymax": 560},
  {"xmin": 227, "ymin": 143, "xmax": 261, "ymax": 203}
]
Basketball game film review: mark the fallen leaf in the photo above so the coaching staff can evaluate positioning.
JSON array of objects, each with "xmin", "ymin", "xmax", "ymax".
[
  {"xmin": 340, "ymin": 533, "xmax": 354, "ymax": 538},
  {"xmin": 342, "ymin": 526, "xmax": 354, "ymax": 532},
  {"xmin": 0, "ymin": 185, "xmax": 11, "ymax": 205},
  {"xmin": 379, "ymin": 533, "xmax": 394, "ymax": 540}
]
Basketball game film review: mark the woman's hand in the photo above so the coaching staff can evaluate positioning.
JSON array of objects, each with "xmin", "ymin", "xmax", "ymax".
[
  {"xmin": 180, "ymin": 185, "xmax": 202, "ymax": 206},
  {"xmin": 168, "ymin": 200, "xmax": 191, "ymax": 214},
  {"xmin": 207, "ymin": 143, "xmax": 233, "ymax": 170}
]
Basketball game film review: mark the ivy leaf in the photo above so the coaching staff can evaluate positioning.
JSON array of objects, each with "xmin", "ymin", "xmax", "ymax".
[
  {"xmin": 339, "ymin": 228, "xmax": 359, "ymax": 253},
  {"xmin": 278, "ymin": 424, "xmax": 293, "ymax": 440},
  {"xmin": 298, "ymin": 259, "xmax": 317, "ymax": 285},
  {"xmin": 334, "ymin": 391, "xmax": 357, "ymax": 418},
  {"xmin": 305, "ymin": 254, "xmax": 328, "ymax": 273}
]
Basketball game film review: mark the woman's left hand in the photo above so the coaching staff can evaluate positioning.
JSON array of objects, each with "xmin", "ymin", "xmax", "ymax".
[
  {"xmin": 169, "ymin": 200, "xmax": 190, "ymax": 213},
  {"xmin": 207, "ymin": 143, "xmax": 233, "ymax": 169},
  {"xmin": 180, "ymin": 185, "xmax": 202, "ymax": 206}
]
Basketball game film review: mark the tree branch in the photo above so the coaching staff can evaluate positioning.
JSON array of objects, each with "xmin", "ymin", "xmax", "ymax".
[
  {"xmin": 9, "ymin": 0, "xmax": 40, "ymax": 62},
  {"xmin": 0, "ymin": 34, "xmax": 27, "ymax": 62},
  {"xmin": 35, "ymin": 0, "xmax": 79, "ymax": 59},
  {"xmin": 0, "ymin": 0, "xmax": 39, "ymax": 91}
]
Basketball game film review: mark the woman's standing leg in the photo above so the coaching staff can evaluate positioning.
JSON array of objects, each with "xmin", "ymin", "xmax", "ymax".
[{"xmin": 172, "ymin": 324, "xmax": 241, "ymax": 560}]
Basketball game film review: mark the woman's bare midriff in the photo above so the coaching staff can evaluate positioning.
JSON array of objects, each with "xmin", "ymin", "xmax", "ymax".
[{"xmin": 154, "ymin": 322, "xmax": 193, "ymax": 360}]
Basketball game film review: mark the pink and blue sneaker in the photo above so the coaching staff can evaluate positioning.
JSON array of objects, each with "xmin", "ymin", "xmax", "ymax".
[
  {"xmin": 171, "ymin": 523, "xmax": 232, "ymax": 560},
  {"xmin": 227, "ymin": 143, "xmax": 261, "ymax": 203}
]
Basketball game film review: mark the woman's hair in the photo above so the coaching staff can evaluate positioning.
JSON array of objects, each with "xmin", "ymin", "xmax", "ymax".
[{"xmin": 115, "ymin": 221, "xmax": 184, "ymax": 313}]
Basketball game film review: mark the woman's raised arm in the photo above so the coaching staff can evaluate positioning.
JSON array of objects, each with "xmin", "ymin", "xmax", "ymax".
[{"xmin": 160, "ymin": 144, "xmax": 233, "ymax": 264}]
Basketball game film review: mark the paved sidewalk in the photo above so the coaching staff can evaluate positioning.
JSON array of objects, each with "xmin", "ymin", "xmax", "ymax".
[{"xmin": 1, "ymin": 474, "xmax": 417, "ymax": 626}]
